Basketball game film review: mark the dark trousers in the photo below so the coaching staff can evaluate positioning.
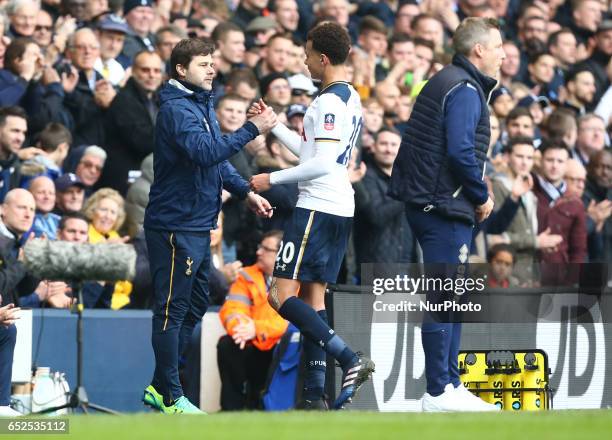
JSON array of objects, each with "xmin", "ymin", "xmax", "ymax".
[
  {"xmin": 145, "ymin": 229, "xmax": 211, "ymax": 403},
  {"xmin": 405, "ymin": 204, "xmax": 473, "ymax": 396},
  {"xmin": 0, "ymin": 325, "xmax": 17, "ymax": 406},
  {"xmin": 217, "ymin": 335, "xmax": 274, "ymax": 411}
]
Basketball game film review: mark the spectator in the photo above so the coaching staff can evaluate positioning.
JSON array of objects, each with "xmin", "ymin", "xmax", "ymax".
[
  {"xmin": 381, "ymin": 33, "xmax": 416, "ymax": 88},
  {"xmin": 121, "ymin": 0, "xmax": 156, "ymax": 60},
  {"xmin": 53, "ymin": 172, "xmax": 86, "ymax": 215},
  {"xmin": 488, "ymin": 137, "xmax": 557, "ymax": 280},
  {"xmin": 287, "ymin": 73, "xmax": 317, "ymax": 106},
  {"xmin": 217, "ymin": 230, "xmax": 288, "ymax": 410},
  {"xmin": 524, "ymin": 51, "xmax": 557, "ymax": 100},
  {"xmin": 259, "ymin": 72, "xmax": 290, "ymax": 110},
  {"xmin": 0, "ymin": 106, "xmax": 27, "ymax": 202},
  {"xmin": 394, "ymin": 0, "xmax": 420, "ymax": 35},
  {"xmin": 32, "ymin": 9, "xmax": 53, "ymax": 58},
  {"xmin": 490, "ymin": 86, "xmax": 515, "ymax": 120},
  {"xmin": 231, "ymin": 0, "xmax": 267, "ymax": 31},
  {"xmin": 355, "ymin": 127, "xmax": 417, "ymax": 264},
  {"xmin": 125, "ymin": 153, "xmax": 153, "ymax": 236},
  {"xmin": 211, "ymin": 22, "xmax": 246, "ymax": 92},
  {"xmin": 244, "ymin": 16, "xmax": 279, "ymax": 50},
  {"xmin": 548, "ymin": 28, "xmax": 577, "ymax": 73},
  {"xmin": 64, "ymin": 28, "xmax": 114, "ymax": 147},
  {"xmin": 224, "ymin": 67, "xmax": 259, "ymax": 102},
  {"xmin": 583, "ymin": 150, "xmax": 612, "ymax": 262},
  {"xmin": 65, "ymin": 144, "xmax": 106, "ymax": 193},
  {"xmin": 373, "ymin": 81, "xmax": 401, "ymax": 130},
  {"xmin": 486, "ymin": 243, "xmax": 519, "ymax": 288},
  {"xmin": 411, "ymin": 14, "xmax": 445, "ymax": 54},
  {"xmin": 356, "ymin": 16, "xmax": 388, "ymax": 73},
  {"xmin": 94, "ymin": 14, "xmax": 130, "ymax": 86},
  {"xmin": 573, "ymin": 114, "xmax": 607, "ymax": 166},
  {"xmin": 504, "ymin": 106, "xmax": 536, "ymax": 144},
  {"xmin": 155, "ymin": 25, "xmax": 187, "ymax": 75},
  {"xmin": 570, "ymin": 0, "xmax": 602, "ymax": 46},
  {"xmin": 100, "ymin": 50, "xmax": 163, "ymax": 195},
  {"xmin": 254, "ymin": 33, "xmax": 292, "ymax": 78},
  {"xmin": 28, "ymin": 175, "xmax": 60, "ymax": 239},
  {"xmin": 578, "ymin": 20, "xmax": 612, "ymax": 106},
  {"xmin": 360, "ymin": 98, "xmax": 383, "ymax": 152},
  {"xmin": 20, "ymin": 122, "xmax": 72, "ymax": 186},
  {"xmin": 562, "ymin": 67, "xmax": 597, "ymax": 116},
  {"xmin": 545, "ymin": 108, "xmax": 578, "ymax": 152},
  {"xmin": 82, "ymin": 187, "xmax": 132, "ymax": 309},
  {"xmin": 516, "ymin": 94, "xmax": 549, "ymax": 127},
  {"xmin": 532, "ymin": 140, "xmax": 587, "ymax": 264},
  {"xmin": 272, "ymin": 0, "xmax": 299, "ymax": 36},
  {"xmin": 0, "ymin": 38, "xmax": 43, "ymax": 111},
  {"xmin": 7, "ymin": 0, "xmax": 40, "ymax": 38},
  {"xmin": 285, "ymin": 103, "xmax": 305, "ymax": 133},
  {"xmin": 499, "ymin": 40, "xmax": 520, "ymax": 88}
]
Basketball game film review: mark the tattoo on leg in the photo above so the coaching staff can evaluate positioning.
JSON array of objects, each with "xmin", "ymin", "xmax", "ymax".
[{"xmin": 269, "ymin": 279, "xmax": 281, "ymax": 310}]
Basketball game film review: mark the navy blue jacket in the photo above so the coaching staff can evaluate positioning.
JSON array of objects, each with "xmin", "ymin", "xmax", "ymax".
[
  {"xmin": 144, "ymin": 80, "xmax": 259, "ymax": 232},
  {"xmin": 389, "ymin": 54, "xmax": 497, "ymax": 224}
]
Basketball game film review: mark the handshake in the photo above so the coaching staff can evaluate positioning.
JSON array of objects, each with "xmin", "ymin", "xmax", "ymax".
[{"xmin": 247, "ymin": 99, "xmax": 278, "ymax": 134}]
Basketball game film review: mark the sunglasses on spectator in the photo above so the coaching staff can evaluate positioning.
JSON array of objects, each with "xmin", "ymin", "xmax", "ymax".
[{"xmin": 291, "ymin": 89, "xmax": 313, "ymax": 97}]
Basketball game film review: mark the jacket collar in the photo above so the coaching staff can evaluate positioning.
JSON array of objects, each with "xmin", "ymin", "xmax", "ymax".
[
  {"xmin": 169, "ymin": 78, "xmax": 213, "ymax": 101},
  {"xmin": 452, "ymin": 53, "xmax": 498, "ymax": 97}
]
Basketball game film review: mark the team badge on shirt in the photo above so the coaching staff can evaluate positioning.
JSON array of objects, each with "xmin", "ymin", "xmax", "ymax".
[{"xmin": 323, "ymin": 113, "xmax": 335, "ymax": 130}]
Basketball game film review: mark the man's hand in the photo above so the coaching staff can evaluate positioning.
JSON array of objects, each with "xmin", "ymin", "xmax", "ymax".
[
  {"xmin": 47, "ymin": 293, "xmax": 74, "ymax": 309},
  {"xmin": 249, "ymin": 174, "xmax": 272, "ymax": 193},
  {"xmin": 246, "ymin": 191, "xmax": 273, "ymax": 218},
  {"xmin": 249, "ymin": 107, "xmax": 277, "ymax": 134},
  {"xmin": 475, "ymin": 196, "xmax": 494, "ymax": 222},
  {"xmin": 231, "ymin": 317, "xmax": 256, "ymax": 349},
  {"xmin": 511, "ymin": 173, "xmax": 533, "ymax": 201},
  {"xmin": 0, "ymin": 303, "xmax": 21, "ymax": 327},
  {"xmin": 94, "ymin": 80, "xmax": 116, "ymax": 109},
  {"xmin": 16, "ymin": 147, "xmax": 46, "ymax": 161},
  {"xmin": 220, "ymin": 260, "xmax": 243, "ymax": 284},
  {"xmin": 536, "ymin": 227, "xmax": 563, "ymax": 251}
]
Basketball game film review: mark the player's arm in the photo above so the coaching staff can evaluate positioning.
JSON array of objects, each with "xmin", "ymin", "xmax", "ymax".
[{"xmin": 271, "ymin": 123, "xmax": 302, "ymax": 156}]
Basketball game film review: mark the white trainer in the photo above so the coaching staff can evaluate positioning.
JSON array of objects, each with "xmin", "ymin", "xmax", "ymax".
[
  {"xmin": 422, "ymin": 384, "xmax": 465, "ymax": 412},
  {"xmin": 453, "ymin": 384, "xmax": 501, "ymax": 412},
  {"xmin": 0, "ymin": 406, "xmax": 23, "ymax": 417}
]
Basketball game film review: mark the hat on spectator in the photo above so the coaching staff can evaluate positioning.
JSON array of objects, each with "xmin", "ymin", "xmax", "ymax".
[
  {"xmin": 55, "ymin": 173, "xmax": 86, "ymax": 192},
  {"xmin": 597, "ymin": 19, "xmax": 612, "ymax": 34},
  {"xmin": 259, "ymin": 72, "xmax": 288, "ymax": 96},
  {"xmin": 517, "ymin": 94, "xmax": 550, "ymax": 109},
  {"xmin": 490, "ymin": 86, "xmax": 512, "ymax": 104},
  {"xmin": 97, "ymin": 14, "xmax": 130, "ymax": 34},
  {"xmin": 246, "ymin": 16, "xmax": 279, "ymax": 33},
  {"xmin": 288, "ymin": 74, "xmax": 318, "ymax": 95},
  {"xmin": 287, "ymin": 104, "xmax": 307, "ymax": 119},
  {"xmin": 124, "ymin": 0, "xmax": 153, "ymax": 15}
]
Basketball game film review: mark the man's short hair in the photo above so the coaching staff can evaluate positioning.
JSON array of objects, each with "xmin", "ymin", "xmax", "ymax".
[
  {"xmin": 6, "ymin": 0, "xmax": 40, "ymax": 16},
  {"xmin": 261, "ymin": 229, "xmax": 283, "ymax": 243},
  {"xmin": 577, "ymin": 113, "xmax": 605, "ymax": 130},
  {"xmin": 487, "ymin": 243, "xmax": 516, "ymax": 264},
  {"xmin": 0, "ymin": 106, "xmax": 27, "ymax": 127},
  {"xmin": 307, "ymin": 22, "xmax": 351, "ymax": 65},
  {"xmin": 565, "ymin": 65, "xmax": 594, "ymax": 83},
  {"xmin": 155, "ymin": 24, "xmax": 188, "ymax": 42},
  {"xmin": 375, "ymin": 126, "xmax": 401, "ymax": 141},
  {"xmin": 548, "ymin": 28, "xmax": 574, "ymax": 48},
  {"xmin": 528, "ymin": 50, "xmax": 552, "ymax": 65},
  {"xmin": 83, "ymin": 145, "xmax": 107, "ymax": 163},
  {"xmin": 539, "ymin": 138, "xmax": 571, "ymax": 157},
  {"xmin": 505, "ymin": 136, "xmax": 535, "ymax": 154},
  {"xmin": 37, "ymin": 122, "xmax": 72, "ymax": 152},
  {"xmin": 452, "ymin": 17, "xmax": 500, "ymax": 56},
  {"xmin": 388, "ymin": 33, "xmax": 413, "ymax": 51},
  {"xmin": 211, "ymin": 21, "xmax": 243, "ymax": 43},
  {"xmin": 216, "ymin": 93, "xmax": 248, "ymax": 109},
  {"xmin": 266, "ymin": 32, "xmax": 293, "ymax": 48},
  {"xmin": 226, "ymin": 67, "xmax": 258, "ymax": 91},
  {"xmin": 170, "ymin": 37, "xmax": 215, "ymax": 80},
  {"xmin": 546, "ymin": 108, "xmax": 578, "ymax": 138},
  {"xmin": 358, "ymin": 15, "xmax": 387, "ymax": 36},
  {"xmin": 59, "ymin": 211, "xmax": 89, "ymax": 230},
  {"xmin": 507, "ymin": 106, "xmax": 533, "ymax": 123}
]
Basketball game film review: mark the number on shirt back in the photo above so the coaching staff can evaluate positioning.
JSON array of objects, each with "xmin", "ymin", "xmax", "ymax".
[{"xmin": 336, "ymin": 116, "xmax": 363, "ymax": 167}]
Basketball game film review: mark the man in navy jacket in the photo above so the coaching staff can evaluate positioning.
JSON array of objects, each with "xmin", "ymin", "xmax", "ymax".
[
  {"xmin": 142, "ymin": 37, "xmax": 277, "ymax": 414},
  {"xmin": 389, "ymin": 17, "xmax": 504, "ymax": 412}
]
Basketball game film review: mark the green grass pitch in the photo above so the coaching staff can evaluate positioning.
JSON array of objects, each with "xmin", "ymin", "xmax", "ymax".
[{"xmin": 30, "ymin": 410, "xmax": 612, "ymax": 440}]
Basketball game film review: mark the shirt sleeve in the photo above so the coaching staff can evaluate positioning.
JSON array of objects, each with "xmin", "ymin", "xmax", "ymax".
[
  {"xmin": 444, "ymin": 84, "xmax": 489, "ymax": 206},
  {"xmin": 312, "ymin": 94, "xmax": 344, "ymax": 143}
]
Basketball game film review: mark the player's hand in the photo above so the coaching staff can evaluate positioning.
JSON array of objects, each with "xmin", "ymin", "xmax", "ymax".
[
  {"xmin": 246, "ymin": 191, "xmax": 273, "ymax": 217},
  {"xmin": 249, "ymin": 107, "xmax": 277, "ymax": 134},
  {"xmin": 475, "ymin": 196, "xmax": 494, "ymax": 222},
  {"xmin": 249, "ymin": 174, "xmax": 272, "ymax": 194}
]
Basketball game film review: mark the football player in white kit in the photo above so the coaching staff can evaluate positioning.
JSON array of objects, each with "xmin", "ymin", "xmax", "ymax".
[{"xmin": 249, "ymin": 22, "xmax": 374, "ymax": 410}]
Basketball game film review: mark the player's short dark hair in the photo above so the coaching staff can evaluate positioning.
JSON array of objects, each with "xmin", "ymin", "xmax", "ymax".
[
  {"xmin": 170, "ymin": 37, "xmax": 215, "ymax": 80},
  {"xmin": 487, "ymin": 243, "xmax": 516, "ymax": 264},
  {"xmin": 539, "ymin": 138, "xmax": 571, "ymax": 158},
  {"xmin": 307, "ymin": 22, "xmax": 351, "ymax": 65},
  {"xmin": 59, "ymin": 211, "xmax": 89, "ymax": 231},
  {"xmin": 505, "ymin": 136, "xmax": 535, "ymax": 154},
  {"xmin": 0, "ymin": 106, "xmax": 27, "ymax": 127},
  {"xmin": 37, "ymin": 123, "xmax": 72, "ymax": 152}
]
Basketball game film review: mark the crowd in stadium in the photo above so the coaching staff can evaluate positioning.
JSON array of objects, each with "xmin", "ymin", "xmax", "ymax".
[{"xmin": 0, "ymin": 0, "xmax": 610, "ymax": 411}]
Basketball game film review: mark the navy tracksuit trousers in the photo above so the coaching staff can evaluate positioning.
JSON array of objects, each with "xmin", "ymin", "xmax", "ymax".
[
  {"xmin": 145, "ymin": 229, "xmax": 211, "ymax": 403},
  {"xmin": 0, "ymin": 324, "xmax": 17, "ymax": 406},
  {"xmin": 405, "ymin": 204, "xmax": 473, "ymax": 396}
]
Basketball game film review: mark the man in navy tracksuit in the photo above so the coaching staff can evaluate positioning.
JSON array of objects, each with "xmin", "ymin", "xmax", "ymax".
[
  {"xmin": 389, "ymin": 18, "xmax": 505, "ymax": 412},
  {"xmin": 142, "ymin": 38, "xmax": 277, "ymax": 414}
]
